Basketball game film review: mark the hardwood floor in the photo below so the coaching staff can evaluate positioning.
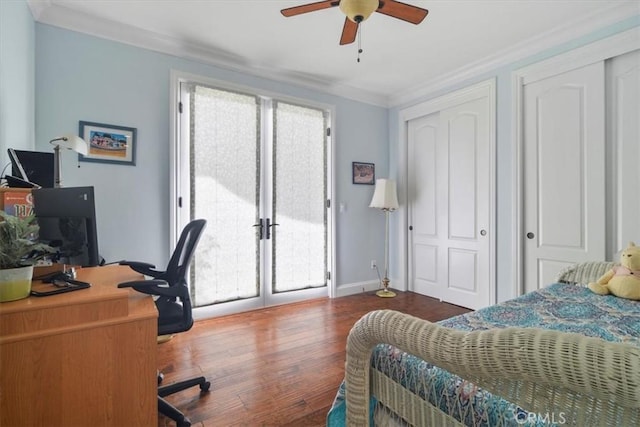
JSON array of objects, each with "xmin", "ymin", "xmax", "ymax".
[{"xmin": 156, "ymin": 290, "xmax": 471, "ymax": 427}]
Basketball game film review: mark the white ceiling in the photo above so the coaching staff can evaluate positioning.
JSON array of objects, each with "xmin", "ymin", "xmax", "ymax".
[{"xmin": 28, "ymin": 0, "xmax": 638, "ymax": 106}]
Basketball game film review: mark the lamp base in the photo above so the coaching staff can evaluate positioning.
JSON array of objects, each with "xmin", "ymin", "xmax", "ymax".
[{"xmin": 376, "ymin": 289, "xmax": 396, "ymax": 298}]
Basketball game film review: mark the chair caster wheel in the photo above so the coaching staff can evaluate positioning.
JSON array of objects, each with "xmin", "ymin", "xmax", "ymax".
[{"xmin": 200, "ymin": 381, "xmax": 211, "ymax": 392}]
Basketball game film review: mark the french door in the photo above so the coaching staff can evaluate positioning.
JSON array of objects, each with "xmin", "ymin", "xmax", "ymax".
[{"xmin": 175, "ymin": 81, "xmax": 331, "ymax": 317}]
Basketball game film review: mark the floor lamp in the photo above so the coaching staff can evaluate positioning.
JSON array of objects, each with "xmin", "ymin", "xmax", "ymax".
[
  {"xmin": 369, "ymin": 178, "xmax": 399, "ymax": 298},
  {"xmin": 50, "ymin": 135, "xmax": 88, "ymax": 188}
]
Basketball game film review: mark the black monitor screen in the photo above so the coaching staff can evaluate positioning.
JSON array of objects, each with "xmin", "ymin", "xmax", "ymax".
[
  {"xmin": 8, "ymin": 149, "xmax": 55, "ymax": 188},
  {"xmin": 36, "ymin": 217, "xmax": 94, "ymax": 267},
  {"xmin": 32, "ymin": 186, "xmax": 100, "ymax": 267}
]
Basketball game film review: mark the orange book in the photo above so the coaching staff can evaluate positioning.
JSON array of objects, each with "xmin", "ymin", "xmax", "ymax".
[{"xmin": 3, "ymin": 191, "xmax": 34, "ymax": 218}]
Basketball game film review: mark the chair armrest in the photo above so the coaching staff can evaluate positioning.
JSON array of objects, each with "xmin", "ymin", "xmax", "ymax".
[
  {"xmin": 118, "ymin": 279, "xmax": 184, "ymax": 298},
  {"xmin": 119, "ymin": 260, "xmax": 163, "ymax": 277}
]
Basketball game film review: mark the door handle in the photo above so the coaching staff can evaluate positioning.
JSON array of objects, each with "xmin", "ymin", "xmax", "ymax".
[
  {"xmin": 265, "ymin": 218, "xmax": 279, "ymax": 240},
  {"xmin": 253, "ymin": 219, "xmax": 264, "ymax": 240},
  {"xmin": 526, "ymin": 232, "xmax": 535, "ymax": 239}
]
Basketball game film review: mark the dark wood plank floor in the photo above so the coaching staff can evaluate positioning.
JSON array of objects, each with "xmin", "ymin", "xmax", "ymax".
[{"xmin": 157, "ymin": 290, "xmax": 470, "ymax": 427}]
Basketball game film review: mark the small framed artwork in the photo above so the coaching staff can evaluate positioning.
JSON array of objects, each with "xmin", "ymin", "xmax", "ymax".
[
  {"xmin": 78, "ymin": 121, "xmax": 137, "ymax": 165},
  {"xmin": 352, "ymin": 162, "xmax": 375, "ymax": 185}
]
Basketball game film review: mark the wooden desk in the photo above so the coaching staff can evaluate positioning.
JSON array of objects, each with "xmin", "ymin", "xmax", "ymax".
[{"xmin": 0, "ymin": 265, "xmax": 158, "ymax": 426}]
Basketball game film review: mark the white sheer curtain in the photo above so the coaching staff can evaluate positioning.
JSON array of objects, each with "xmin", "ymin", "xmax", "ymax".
[
  {"xmin": 190, "ymin": 85, "xmax": 260, "ymax": 306},
  {"xmin": 272, "ymin": 102, "xmax": 327, "ymax": 293}
]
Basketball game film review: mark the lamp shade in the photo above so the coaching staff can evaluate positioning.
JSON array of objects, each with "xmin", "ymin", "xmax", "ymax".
[
  {"xmin": 339, "ymin": 0, "xmax": 378, "ymax": 22},
  {"xmin": 369, "ymin": 179, "xmax": 399, "ymax": 211},
  {"xmin": 50, "ymin": 134, "xmax": 88, "ymax": 155}
]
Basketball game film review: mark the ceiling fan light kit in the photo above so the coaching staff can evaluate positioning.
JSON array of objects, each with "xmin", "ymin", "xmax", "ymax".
[
  {"xmin": 281, "ymin": 1, "xmax": 429, "ymax": 47},
  {"xmin": 340, "ymin": 0, "xmax": 379, "ymax": 23}
]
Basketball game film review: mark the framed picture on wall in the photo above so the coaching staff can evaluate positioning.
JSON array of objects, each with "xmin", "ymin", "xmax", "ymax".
[
  {"xmin": 78, "ymin": 121, "xmax": 137, "ymax": 165},
  {"xmin": 352, "ymin": 162, "xmax": 375, "ymax": 185}
]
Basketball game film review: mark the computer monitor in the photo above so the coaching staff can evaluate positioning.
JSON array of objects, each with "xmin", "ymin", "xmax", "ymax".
[
  {"xmin": 32, "ymin": 186, "xmax": 101, "ymax": 267},
  {"xmin": 7, "ymin": 149, "xmax": 55, "ymax": 188}
]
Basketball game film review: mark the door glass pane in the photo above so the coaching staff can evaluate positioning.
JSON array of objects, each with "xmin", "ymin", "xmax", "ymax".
[
  {"xmin": 190, "ymin": 85, "xmax": 260, "ymax": 306},
  {"xmin": 272, "ymin": 102, "xmax": 327, "ymax": 293}
]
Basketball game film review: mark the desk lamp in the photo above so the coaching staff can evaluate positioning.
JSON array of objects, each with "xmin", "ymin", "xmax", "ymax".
[
  {"xmin": 369, "ymin": 178, "xmax": 399, "ymax": 297},
  {"xmin": 49, "ymin": 135, "xmax": 88, "ymax": 188}
]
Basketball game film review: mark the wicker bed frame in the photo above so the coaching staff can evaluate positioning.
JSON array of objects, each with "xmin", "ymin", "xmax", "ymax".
[{"xmin": 343, "ymin": 262, "xmax": 640, "ymax": 426}]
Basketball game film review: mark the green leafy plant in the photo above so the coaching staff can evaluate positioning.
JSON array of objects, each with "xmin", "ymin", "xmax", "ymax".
[{"xmin": 0, "ymin": 211, "xmax": 55, "ymax": 269}]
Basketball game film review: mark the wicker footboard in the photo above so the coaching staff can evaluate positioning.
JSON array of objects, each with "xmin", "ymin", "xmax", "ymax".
[
  {"xmin": 345, "ymin": 310, "xmax": 640, "ymax": 426},
  {"xmin": 370, "ymin": 368, "xmax": 464, "ymax": 426}
]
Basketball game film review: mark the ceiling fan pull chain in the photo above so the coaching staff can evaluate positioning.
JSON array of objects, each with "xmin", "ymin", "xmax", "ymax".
[{"xmin": 357, "ymin": 25, "xmax": 363, "ymax": 62}]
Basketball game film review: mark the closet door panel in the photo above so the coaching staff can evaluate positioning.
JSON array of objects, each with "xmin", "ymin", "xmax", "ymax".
[
  {"xmin": 608, "ymin": 49, "xmax": 640, "ymax": 254},
  {"xmin": 448, "ymin": 113, "xmax": 478, "ymax": 240},
  {"xmin": 523, "ymin": 61, "xmax": 606, "ymax": 293},
  {"xmin": 536, "ymin": 86, "xmax": 584, "ymax": 248},
  {"xmin": 408, "ymin": 94, "xmax": 492, "ymax": 310},
  {"xmin": 408, "ymin": 113, "xmax": 443, "ymax": 299}
]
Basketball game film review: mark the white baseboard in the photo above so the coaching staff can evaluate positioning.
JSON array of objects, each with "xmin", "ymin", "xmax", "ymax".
[{"xmin": 335, "ymin": 280, "xmax": 382, "ymax": 298}]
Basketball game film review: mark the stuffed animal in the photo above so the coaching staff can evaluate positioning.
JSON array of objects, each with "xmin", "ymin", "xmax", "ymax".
[{"xmin": 588, "ymin": 242, "xmax": 640, "ymax": 300}]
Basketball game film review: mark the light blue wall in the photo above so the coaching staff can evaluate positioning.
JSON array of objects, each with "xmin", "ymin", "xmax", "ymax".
[
  {"xmin": 0, "ymin": 0, "xmax": 35, "ymax": 168},
  {"xmin": 34, "ymin": 23, "xmax": 388, "ymax": 288},
  {"xmin": 389, "ymin": 15, "xmax": 640, "ymax": 303}
]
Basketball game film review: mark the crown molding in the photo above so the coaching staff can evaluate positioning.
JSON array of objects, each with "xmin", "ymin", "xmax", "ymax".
[
  {"xmin": 389, "ymin": 2, "xmax": 639, "ymax": 107},
  {"xmin": 26, "ymin": 1, "xmax": 389, "ymax": 108},
  {"xmin": 26, "ymin": 0, "xmax": 49, "ymax": 21}
]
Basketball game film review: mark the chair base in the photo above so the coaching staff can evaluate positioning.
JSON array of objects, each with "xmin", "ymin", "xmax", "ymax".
[
  {"xmin": 159, "ymin": 396, "xmax": 192, "ymax": 427},
  {"xmin": 158, "ymin": 376, "xmax": 210, "ymax": 427}
]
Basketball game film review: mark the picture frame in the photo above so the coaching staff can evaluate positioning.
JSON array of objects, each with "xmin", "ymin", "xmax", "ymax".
[
  {"xmin": 352, "ymin": 162, "xmax": 375, "ymax": 185},
  {"xmin": 78, "ymin": 121, "xmax": 136, "ymax": 165}
]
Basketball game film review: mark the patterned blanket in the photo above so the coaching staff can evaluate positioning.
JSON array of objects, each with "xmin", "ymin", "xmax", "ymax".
[{"xmin": 327, "ymin": 284, "xmax": 640, "ymax": 426}]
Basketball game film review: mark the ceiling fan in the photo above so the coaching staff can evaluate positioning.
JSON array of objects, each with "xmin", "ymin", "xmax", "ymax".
[{"xmin": 281, "ymin": 0, "xmax": 429, "ymax": 46}]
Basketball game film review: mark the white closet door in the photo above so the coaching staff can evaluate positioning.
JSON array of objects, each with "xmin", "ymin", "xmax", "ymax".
[
  {"xmin": 408, "ymin": 113, "xmax": 441, "ymax": 300},
  {"xmin": 408, "ymin": 97, "xmax": 491, "ymax": 310},
  {"xmin": 523, "ymin": 61, "xmax": 606, "ymax": 293},
  {"xmin": 607, "ymin": 49, "xmax": 640, "ymax": 254}
]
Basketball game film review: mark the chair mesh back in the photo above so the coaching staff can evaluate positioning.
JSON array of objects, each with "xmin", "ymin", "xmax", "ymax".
[
  {"xmin": 156, "ymin": 219, "xmax": 206, "ymax": 335},
  {"xmin": 165, "ymin": 219, "xmax": 207, "ymax": 287}
]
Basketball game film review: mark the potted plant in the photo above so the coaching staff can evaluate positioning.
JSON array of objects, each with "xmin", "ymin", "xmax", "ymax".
[{"xmin": 0, "ymin": 211, "xmax": 54, "ymax": 302}]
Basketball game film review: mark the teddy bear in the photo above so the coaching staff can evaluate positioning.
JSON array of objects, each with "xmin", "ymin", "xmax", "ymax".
[{"xmin": 588, "ymin": 242, "xmax": 640, "ymax": 300}]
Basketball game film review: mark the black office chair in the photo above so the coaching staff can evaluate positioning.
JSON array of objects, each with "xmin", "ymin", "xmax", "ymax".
[{"xmin": 118, "ymin": 218, "xmax": 209, "ymax": 427}]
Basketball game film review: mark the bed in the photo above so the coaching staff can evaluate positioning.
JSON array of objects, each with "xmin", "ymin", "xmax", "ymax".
[{"xmin": 327, "ymin": 262, "xmax": 640, "ymax": 426}]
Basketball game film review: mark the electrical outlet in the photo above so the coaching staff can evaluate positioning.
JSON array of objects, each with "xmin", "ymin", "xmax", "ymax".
[{"xmin": 371, "ymin": 260, "xmax": 377, "ymax": 270}]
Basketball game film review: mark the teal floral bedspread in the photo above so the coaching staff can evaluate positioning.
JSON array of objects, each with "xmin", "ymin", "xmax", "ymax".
[{"xmin": 326, "ymin": 284, "xmax": 640, "ymax": 426}]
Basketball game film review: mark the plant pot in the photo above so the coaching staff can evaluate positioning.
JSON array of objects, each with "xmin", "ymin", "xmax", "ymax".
[{"xmin": 0, "ymin": 265, "xmax": 34, "ymax": 302}]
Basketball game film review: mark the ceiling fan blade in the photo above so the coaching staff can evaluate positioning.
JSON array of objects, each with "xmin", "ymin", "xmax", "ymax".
[
  {"xmin": 339, "ymin": 17, "xmax": 358, "ymax": 45},
  {"xmin": 281, "ymin": 1, "xmax": 339, "ymax": 17},
  {"xmin": 376, "ymin": 0, "xmax": 428, "ymax": 24}
]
